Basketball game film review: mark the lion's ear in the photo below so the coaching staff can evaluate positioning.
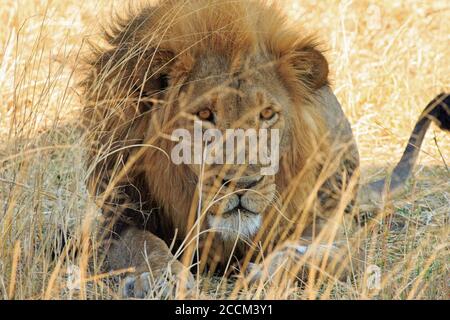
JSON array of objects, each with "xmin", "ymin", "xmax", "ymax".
[
  {"xmin": 94, "ymin": 42, "xmax": 174, "ymax": 96},
  {"xmin": 133, "ymin": 49, "xmax": 174, "ymax": 94},
  {"xmin": 292, "ymin": 46, "xmax": 329, "ymax": 91}
]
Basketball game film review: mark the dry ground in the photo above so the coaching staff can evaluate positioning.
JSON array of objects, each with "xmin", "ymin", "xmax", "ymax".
[{"xmin": 0, "ymin": 0, "xmax": 449, "ymax": 300}]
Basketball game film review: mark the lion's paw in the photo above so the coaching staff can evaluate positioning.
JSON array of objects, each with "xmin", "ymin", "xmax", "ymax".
[
  {"xmin": 122, "ymin": 272, "xmax": 152, "ymax": 299},
  {"xmin": 121, "ymin": 269, "xmax": 195, "ymax": 299},
  {"xmin": 243, "ymin": 262, "xmax": 266, "ymax": 285},
  {"xmin": 242, "ymin": 245, "xmax": 311, "ymax": 285}
]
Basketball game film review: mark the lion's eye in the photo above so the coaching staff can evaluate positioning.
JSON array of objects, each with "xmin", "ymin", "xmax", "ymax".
[
  {"xmin": 260, "ymin": 107, "xmax": 276, "ymax": 120},
  {"xmin": 159, "ymin": 74, "xmax": 169, "ymax": 90},
  {"xmin": 197, "ymin": 109, "xmax": 214, "ymax": 122}
]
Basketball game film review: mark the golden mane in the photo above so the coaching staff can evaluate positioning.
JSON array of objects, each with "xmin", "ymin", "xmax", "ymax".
[{"xmin": 82, "ymin": 0, "xmax": 332, "ymax": 249}]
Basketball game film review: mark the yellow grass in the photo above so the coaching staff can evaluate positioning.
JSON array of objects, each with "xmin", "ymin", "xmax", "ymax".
[{"xmin": 0, "ymin": 0, "xmax": 449, "ymax": 300}]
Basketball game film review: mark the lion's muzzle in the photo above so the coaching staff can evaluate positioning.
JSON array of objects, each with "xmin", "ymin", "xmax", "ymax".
[{"xmin": 202, "ymin": 175, "xmax": 277, "ymax": 240}]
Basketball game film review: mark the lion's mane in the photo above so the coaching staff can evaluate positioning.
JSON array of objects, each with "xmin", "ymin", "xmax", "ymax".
[{"xmin": 82, "ymin": 0, "xmax": 344, "ymax": 251}]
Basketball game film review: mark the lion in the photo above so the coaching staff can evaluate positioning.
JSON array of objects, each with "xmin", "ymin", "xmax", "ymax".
[{"xmin": 82, "ymin": 0, "xmax": 450, "ymax": 298}]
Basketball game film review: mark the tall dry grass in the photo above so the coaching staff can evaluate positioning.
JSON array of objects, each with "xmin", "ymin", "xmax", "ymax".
[{"xmin": 0, "ymin": 0, "xmax": 448, "ymax": 300}]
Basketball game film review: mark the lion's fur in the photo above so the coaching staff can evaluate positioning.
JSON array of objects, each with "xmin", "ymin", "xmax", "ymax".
[
  {"xmin": 82, "ymin": 0, "xmax": 357, "ymax": 278},
  {"xmin": 80, "ymin": 1, "xmax": 450, "ymax": 297}
]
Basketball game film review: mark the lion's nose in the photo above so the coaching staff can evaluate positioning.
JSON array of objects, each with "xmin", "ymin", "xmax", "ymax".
[{"xmin": 221, "ymin": 176, "xmax": 263, "ymax": 190}]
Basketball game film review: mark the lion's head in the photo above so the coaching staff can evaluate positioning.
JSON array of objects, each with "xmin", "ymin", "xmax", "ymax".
[{"xmin": 84, "ymin": 0, "xmax": 333, "ymax": 253}]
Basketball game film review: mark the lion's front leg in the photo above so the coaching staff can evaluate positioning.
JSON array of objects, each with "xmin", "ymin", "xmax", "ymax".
[
  {"xmin": 243, "ymin": 243, "xmax": 340, "ymax": 285},
  {"xmin": 105, "ymin": 227, "xmax": 194, "ymax": 299},
  {"xmin": 244, "ymin": 215, "xmax": 360, "ymax": 286},
  {"xmin": 243, "ymin": 242, "xmax": 355, "ymax": 288}
]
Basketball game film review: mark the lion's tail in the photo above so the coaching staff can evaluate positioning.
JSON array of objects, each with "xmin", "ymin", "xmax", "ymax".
[{"xmin": 359, "ymin": 93, "xmax": 449, "ymax": 211}]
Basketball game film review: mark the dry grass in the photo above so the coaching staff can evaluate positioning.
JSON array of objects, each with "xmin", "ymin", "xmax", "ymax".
[{"xmin": 0, "ymin": 0, "xmax": 449, "ymax": 300}]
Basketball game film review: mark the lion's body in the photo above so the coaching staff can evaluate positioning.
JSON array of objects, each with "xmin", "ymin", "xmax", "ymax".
[{"xmin": 82, "ymin": 0, "xmax": 448, "ymax": 297}]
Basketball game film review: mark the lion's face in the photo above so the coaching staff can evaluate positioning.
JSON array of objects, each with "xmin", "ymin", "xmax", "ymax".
[{"xmin": 159, "ymin": 53, "xmax": 298, "ymax": 240}]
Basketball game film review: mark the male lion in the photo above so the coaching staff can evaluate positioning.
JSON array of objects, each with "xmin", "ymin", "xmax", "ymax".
[{"xmin": 82, "ymin": 0, "xmax": 449, "ymax": 298}]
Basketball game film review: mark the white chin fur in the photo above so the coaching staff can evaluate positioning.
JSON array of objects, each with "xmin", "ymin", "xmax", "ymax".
[{"xmin": 207, "ymin": 214, "xmax": 261, "ymax": 241}]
